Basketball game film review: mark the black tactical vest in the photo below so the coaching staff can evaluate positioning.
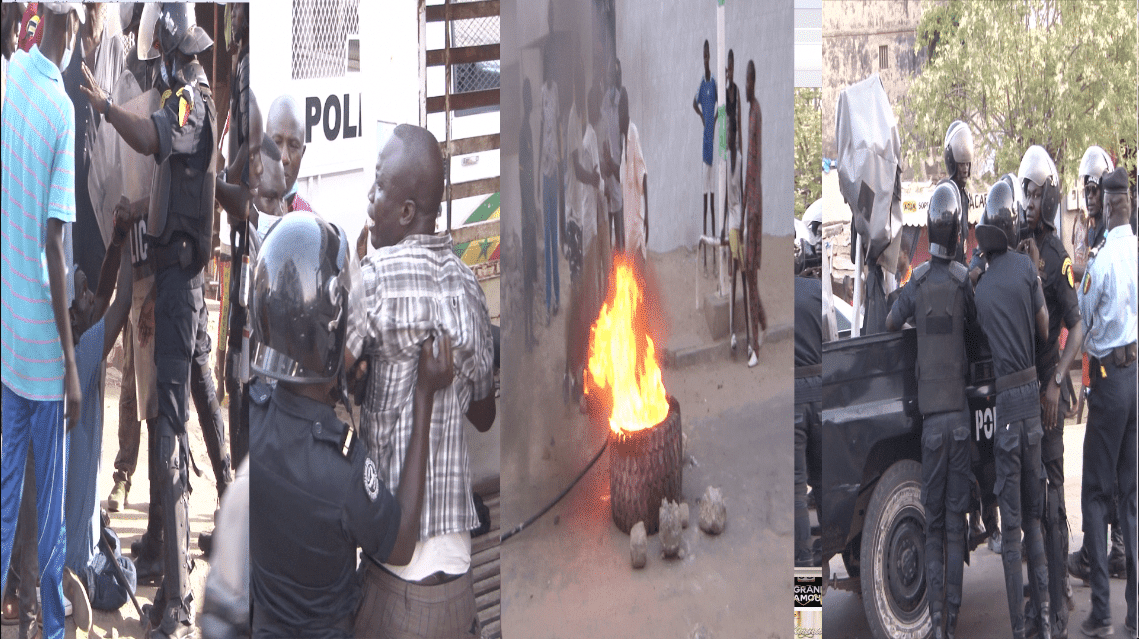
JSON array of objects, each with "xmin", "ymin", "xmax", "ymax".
[
  {"xmin": 913, "ymin": 260, "xmax": 969, "ymax": 413},
  {"xmin": 149, "ymin": 61, "xmax": 217, "ymax": 273}
]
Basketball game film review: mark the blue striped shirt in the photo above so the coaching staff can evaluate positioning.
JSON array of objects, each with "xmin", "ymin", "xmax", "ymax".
[
  {"xmin": 1078, "ymin": 225, "xmax": 1138, "ymax": 359},
  {"xmin": 2, "ymin": 46, "xmax": 77, "ymax": 401}
]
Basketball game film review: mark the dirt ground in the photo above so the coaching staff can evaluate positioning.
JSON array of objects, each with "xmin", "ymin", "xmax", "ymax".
[
  {"xmin": 2, "ymin": 299, "xmax": 226, "ymax": 639},
  {"xmin": 499, "ymin": 242, "xmax": 797, "ymax": 638}
]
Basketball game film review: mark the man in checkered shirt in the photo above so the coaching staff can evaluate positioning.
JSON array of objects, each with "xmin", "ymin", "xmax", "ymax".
[{"xmin": 347, "ymin": 123, "xmax": 496, "ymax": 638}]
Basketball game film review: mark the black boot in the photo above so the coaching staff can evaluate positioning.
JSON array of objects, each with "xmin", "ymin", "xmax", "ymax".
[{"xmin": 931, "ymin": 610, "xmax": 945, "ymax": 639}]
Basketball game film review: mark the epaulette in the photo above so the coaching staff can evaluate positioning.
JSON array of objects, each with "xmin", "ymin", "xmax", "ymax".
[
  {"xmin": 911, "ymin": 261, "xmax": 931, "ymax": 283},
  {"xmin": 947, "ymin": 260, "xmax": 968, "ymax": 284}
]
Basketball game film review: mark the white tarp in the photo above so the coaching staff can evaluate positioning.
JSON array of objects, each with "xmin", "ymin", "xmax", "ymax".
[{"xmin": 835, "ymin": 74, "xmax": 902, "ymax": 272}]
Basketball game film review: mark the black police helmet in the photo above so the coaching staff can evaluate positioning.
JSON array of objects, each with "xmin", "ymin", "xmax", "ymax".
[
  {"xmin": 157, "ymin": 3, "xmax": 212, "ymax": 57},
  {"xmin": 977, "ymin": 181, "xmax": 1018, "ymax": 253},
  {"xmin": 927, "ymin": 182, "xmax": 960, "ymax": 260},
  {"xmin": 251, "ymin": 213, "xmax": 356, "ymax": 384}
]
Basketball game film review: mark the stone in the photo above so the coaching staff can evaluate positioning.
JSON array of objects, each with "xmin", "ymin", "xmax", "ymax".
[
  {"xmin": 698, "ymin": 486, "xmax": 727, "ymax": 535},
  {"xmin": 659, "ymin": 499, "xmax": 683, "ymax": 558},
  {"xmin": 630, "ymin": 521, "xmax": 647, "ymax": 569},
  {"xmin": 680, "ymin": 502, "xmax": 690, "ymax": 529}
]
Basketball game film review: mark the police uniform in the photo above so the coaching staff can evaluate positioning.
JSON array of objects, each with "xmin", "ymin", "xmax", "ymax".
[
  {"xmin": 249, "ymin": 381, "xmax": 401, "ymax": 638},
  {"xmin": 1076, "ymin": 169, "xmax": 1138, "ymax": 632},
  {"xmin": 1032, "ymin": 228, "xmax": 1081, "ymax": 633},
  {"xmin": 146, "ymin": 57, "xmax": 217, "ymax": 634},
  {"xmin": 888, "ymin": 257, "xmax": 977, "ymax": 632},
  {"xmin": 974, "ymin": 248, "xmax": 1051, "ymax": 639},
  {"xmin": 793, "ymin": 276, "xmax": 822, "ymax": 567}
]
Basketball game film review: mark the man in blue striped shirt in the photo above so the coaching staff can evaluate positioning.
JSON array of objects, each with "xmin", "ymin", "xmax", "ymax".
[{"xmin": 0, "ymin": 5, "xmax": 85, "ymax": 639}]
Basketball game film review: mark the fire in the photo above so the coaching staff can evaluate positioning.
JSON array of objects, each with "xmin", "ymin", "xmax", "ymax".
[{"xmin": 585, "ymin": 254, "xmax": 669, "ymax": 434}]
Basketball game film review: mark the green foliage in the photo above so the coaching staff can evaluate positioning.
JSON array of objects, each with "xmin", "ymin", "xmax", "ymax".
[
  {"xmin": 794, "ymin": 87, "xmax": 822, "ymax": 218},
  {"xmin": 905, "ymin": 0, "xmax": 1137, "ymax": 192}
]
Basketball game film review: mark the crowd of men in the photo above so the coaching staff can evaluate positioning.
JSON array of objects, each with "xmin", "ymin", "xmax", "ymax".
[
  {"xmin": 886, "ymin": 122, "xmax": 1137, "ymax": 639},
  {"xmin": 3, "ymin": 3, "xmax": 497, "ymax": 638}
]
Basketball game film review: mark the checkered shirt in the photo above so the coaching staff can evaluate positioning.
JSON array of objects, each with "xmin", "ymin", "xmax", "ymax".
[{"xmin": 346, "ymin": 233, "xmax": 495, "ymax": 540}]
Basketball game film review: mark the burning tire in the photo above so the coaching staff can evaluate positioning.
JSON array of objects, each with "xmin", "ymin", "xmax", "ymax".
[
  {"xmin": 609, "ymin": 396, "xmax": 683, "ymax": 535},
  {"xmin": 860, "ymin": 459, "xmax": 930, "ymax": 639}
]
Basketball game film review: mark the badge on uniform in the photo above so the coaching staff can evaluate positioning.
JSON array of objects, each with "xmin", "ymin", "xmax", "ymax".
[
  {"xmin": 1083, "ymin": 272, "xmax": 1091, "ymax": 295},
  {"xmin": 363, "ymin": 457, "xmax": 380, "ymax": 502},
  {"xmin": 176, "ymin": 87, "xmax": 194, "ymax": 128},
  {"xmin": 1062, "ymin": 257, "xmax": 1074, "ymax": 288}
]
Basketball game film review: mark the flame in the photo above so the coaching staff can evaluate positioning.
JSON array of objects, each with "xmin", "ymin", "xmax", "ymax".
[{"xmin": 584, "ymin": 254, "xmax": 669, "ymax": 434}]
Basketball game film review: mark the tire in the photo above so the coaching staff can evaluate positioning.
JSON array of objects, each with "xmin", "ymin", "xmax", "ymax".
[
  {"xmin": 860, "ymin": 459, "xmax": 931, "ymax": 639},
  {"xmin": 610, "ymin": 397, "xmax": 683, "ymax": 534}
]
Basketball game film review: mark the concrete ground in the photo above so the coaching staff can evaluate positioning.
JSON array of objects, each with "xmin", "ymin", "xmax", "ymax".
[
  {"xmin": 499, "ymin": 242, "xmax": 796, "ymax": 638},
  {"xmin": 822, "ymin": 407, "xmax": 1136, "ymax": 639},
  {"xmin": 2, "ymin": 298, "xmax": 226, "ymax": 639}
]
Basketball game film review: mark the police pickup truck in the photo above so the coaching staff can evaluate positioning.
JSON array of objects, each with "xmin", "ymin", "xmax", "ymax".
[{"xmin": 817, "ymin": 326, "xmax": 997, "ymax": 639}]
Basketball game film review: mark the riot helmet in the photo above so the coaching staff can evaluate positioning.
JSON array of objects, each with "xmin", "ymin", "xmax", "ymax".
[
  {"xmin": 1018, "ymin": 145, "xmax": 1060, "ymax": 232},
  {"xmin": 943, "ymin": 120, "xmax": 973, "ymax": 182},
  {"xmin": 1079, "ymin": 146, "xmax": 1115, "ymax": 187},
  {"xmin": 156, "ymin": 3, "xmax": 212, "ymax": 57},
  {"xmin": 1078, "ymin": 146, "xmax": 1114, "ymax": 218},
  {"xmin": 977, "ymin": 181, "xmax": 1018, "ymax": 253},
  {"xmin": 251, "ymin": 213, "xmax": 361, "ymax": 384},
  {"xmin": 927, "ymin": 182, "xmax": 961, "ymax": 260}
]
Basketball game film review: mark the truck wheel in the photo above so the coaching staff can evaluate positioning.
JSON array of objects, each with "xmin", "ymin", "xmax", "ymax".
[{"xmin": 860, "ymin": 459, "xmax": 931, "ymax": 639}]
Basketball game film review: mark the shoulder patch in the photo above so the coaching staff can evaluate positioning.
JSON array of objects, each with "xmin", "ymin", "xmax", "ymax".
[
  {"xmin": 1082, "ymin": 272, "xmax": 1091, "ymax": 295},
  {"xmin": 159, "ymin": 88, "xmax": 173, "ymax": 109},
  {"xmin": 363, "ymin": 457, "xmax": 380, "ymax": 502},
  {"xmin": 1061, "ymin": 257, "xmax": 1074, "ymax": 288},
  {"xmin": 176, "ymin": 87, "xmax": 193, "ymax": 127}
]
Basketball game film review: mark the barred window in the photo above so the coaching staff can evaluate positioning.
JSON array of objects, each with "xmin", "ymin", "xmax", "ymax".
[
  {"xmin": 450, "ymin": 0, "xmax": 499, "ymax": 94},
  {"xmin": 879, "ymin": 44, "xmax": 888, "ymax": 70},
  {"xmin": 291, "ymin": 0, "xmax": 360, "ymax": 80}
]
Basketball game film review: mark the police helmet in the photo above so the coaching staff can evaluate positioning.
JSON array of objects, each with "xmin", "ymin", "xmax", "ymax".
[
  {"xmin": 1078, "ymin": 146, "xmax": 1114, "ymax": 188},
  {"xmin": 251, "ymin": 213, "xmax": 360, "ymax": 384},
  {"xmin": 156, "ymin": 3, "xmax": 212, "ymax": 57},
  {"xmin": 943, "ymin": 120, "xmax": 973, "ymax": 180},
  {"xmin": 927, "ymin": 182, "xmax": 960, "ymax": 260},
  {"xmin": 977, "ymin": 181, "xmax": 1018, "ymax": 253},
  {"xmin": 1018, "ymin": 145, "xmax": 1060, "ymax": 230}
]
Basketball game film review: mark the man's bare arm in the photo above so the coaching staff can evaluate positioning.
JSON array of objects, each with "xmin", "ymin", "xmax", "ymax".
[{"xmin": 46, "ymin": 218, "xmax": 81, "ymax": 428}]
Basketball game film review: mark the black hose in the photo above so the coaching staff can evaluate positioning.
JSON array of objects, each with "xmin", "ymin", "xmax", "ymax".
[{"xmin": 499, "ymin": 438, "xmax": 609, "ymax": 543}]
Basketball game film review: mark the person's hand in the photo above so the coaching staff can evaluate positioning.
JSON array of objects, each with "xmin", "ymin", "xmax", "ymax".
[
  {"xmin": 1042, "ymin": 381, "xmax": 1061, "ymax": 431},
  {"xmin": 1018, "ymin": 237, "xmax": 1041, "ymax": 273},
  {"xmin": 112, "ymin": 196, "xmax": 144, "ymax": 245},
  {"xmin": 347, "ymin": 354, "xmax": 370, "ymax": 406},
  {"xmin": 79, "ymin": 62, "xmax": 110, "ymax": 116},
  {"xmin": 417, "ymin": 333, "xmax": 453, "ymax": 395},
  {"xmin": 63, "ymin": 362, "xmax": 81, "ymax": 432},
  {"xmin": 138, "ymin": 295, "xmax": 156, "ymax": 347}
]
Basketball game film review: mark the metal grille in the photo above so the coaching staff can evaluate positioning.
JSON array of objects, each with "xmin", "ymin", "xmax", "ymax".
[
  {"xmin": 451, "ymin": 12, "xmax": 499, "ymax": 94},
  {"xmin": 291, "ymin": 0, "xmax": 360, "ymax": 80}
]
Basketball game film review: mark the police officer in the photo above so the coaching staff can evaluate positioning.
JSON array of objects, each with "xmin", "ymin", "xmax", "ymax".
[
  {"xmin": 942, "ymin": 120, "xmax": 972, "ymax": 265},
  {"xmin": 1068, "ymin": 146, "xmax": 1128, "ymax": 584},
  {"xmin": 1018, "ymin": 145, "xmax": 1084, "ymax": 636},
  {"xmin": 1074, "ymin": 167, "xmax": 1137, "ymax": 638},
  {"xmin": 81, "ymin": 5, "xmax": 216, "ymax": 636},
  {"xmin": 793, "ymin": 274, "xmax": 822, "ymax": 568},
  {"xmin": 247, "ymin": 212, "xmax": 448, "ymax": 636},
  {"xmin": 974, "ymin": 181, "xmax": 1052, "ymax": 639},
  {"xmin": 886, "ymin": 183, "xmax": 979, "ymax": 639}
]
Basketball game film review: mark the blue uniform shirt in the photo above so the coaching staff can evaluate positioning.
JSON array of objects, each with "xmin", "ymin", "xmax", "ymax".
[{"xmin": 1078, "ymin": 225, "xmax": 1138, "ymax": 359}]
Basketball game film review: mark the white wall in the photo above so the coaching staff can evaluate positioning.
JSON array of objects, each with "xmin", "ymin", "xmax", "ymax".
[
  {"xmin": 250, "ymin": 0, "xmax": 421, "ymax": 244},
  {"xmin": 617, "ymin": 0, "xmax": 795, "ymax": 251}
]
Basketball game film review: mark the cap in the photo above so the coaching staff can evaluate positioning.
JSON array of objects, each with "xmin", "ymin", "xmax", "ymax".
[{"xmin": 1102, "ymin": 167, "xmax": 1129, "ymax": 194}]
